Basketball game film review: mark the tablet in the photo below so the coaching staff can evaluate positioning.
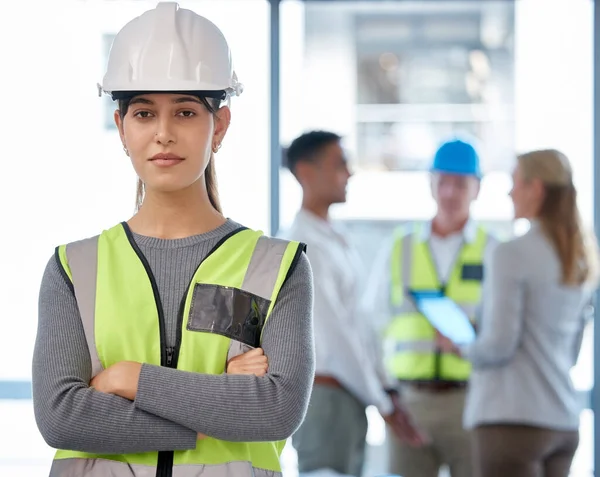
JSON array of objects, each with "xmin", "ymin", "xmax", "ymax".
[{"xmin": 410, "ymin": 290, "xmax": 476, "ymax": 345}]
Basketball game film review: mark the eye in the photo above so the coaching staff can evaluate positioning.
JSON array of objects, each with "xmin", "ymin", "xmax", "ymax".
[
  {"xmin": 177, "ymin": 110, "xmax": 196, "ymax": 118},
  {"xmin": 133, "ymin": 110, "xmax": 154, "ymax": 119}
]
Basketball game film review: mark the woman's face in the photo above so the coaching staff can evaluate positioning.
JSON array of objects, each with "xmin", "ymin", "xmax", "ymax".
[
  {"xmin": 509, "ymin": 163, "xmax": 544, "ymax": 219},
  {"xmin": 115, "ymin": 93, "xmax": 230, "ymax": 195}
]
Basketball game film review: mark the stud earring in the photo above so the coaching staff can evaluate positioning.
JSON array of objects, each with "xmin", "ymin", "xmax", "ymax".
[
  {"xmin": 212, "ymin": 142, "xmax": 222, "ymax": 154},
  {"xmin": 123, "ymin": 145, "xmax": 129, "ymax": 157}
]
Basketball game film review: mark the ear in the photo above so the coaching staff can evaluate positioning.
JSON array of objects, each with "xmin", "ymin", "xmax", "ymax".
[
  {"xmin": 213, "ymin": 106, "xmax": 231, "ymax": 146},
  {"xmin": 114, "ymin": 110, "xmax": 126, "ymax": 147},
  {"xmin": 294, "ymin": 161, "xmax": 313, "ymax": 186}
]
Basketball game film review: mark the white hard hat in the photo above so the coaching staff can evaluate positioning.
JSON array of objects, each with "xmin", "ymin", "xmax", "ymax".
[{"xmin": 98, "ymin": 2, "xmax": 243, "ymax": 100}]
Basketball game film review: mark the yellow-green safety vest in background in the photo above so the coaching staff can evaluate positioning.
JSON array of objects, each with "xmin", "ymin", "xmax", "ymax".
[
  {"xmin": 51, "ymin": 222, "xmax": 305, "ymax": 477},
  {"xmin": 384, "ymin": 226, "xmax": 489, "ymax": 382}
]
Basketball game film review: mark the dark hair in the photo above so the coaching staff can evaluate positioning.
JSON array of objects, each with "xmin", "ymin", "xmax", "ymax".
[
  {"xmin": 285, "ymin": 130, "xmax": 341, "ymax": 174},
  {"xmin": 118, "ymin": 95, "xmax": 223, "ymax": 213}
]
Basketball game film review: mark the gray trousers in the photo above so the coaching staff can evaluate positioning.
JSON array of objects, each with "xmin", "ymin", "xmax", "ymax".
[
  {"xmin": 292, "ymin": 383, "xmax": 368, "ymax": 477},
  {"xmin": 388, "ymin": 387, "xmax": 472, "ymax": 477}
]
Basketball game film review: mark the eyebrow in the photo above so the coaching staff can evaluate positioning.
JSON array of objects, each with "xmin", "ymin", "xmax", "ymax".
[{"xmin": 129, "ymin": 96, "xmax": 203, "ymax": 106}]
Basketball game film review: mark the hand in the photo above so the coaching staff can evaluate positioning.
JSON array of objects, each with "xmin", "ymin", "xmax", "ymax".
[
  {"xmin": 90, "ymin": 361, "xmax": 142, "ymax": 401},
  {"xmin": 226, "ymin": 348, "xmax": 268, "ymax": 377},
  {"xmin": 435, "ymin": 330, "xmax": 461, "ymax": 356},
  {"xmin": 384, "ymin": 394, "xmax": 428, "ymax": 447}
]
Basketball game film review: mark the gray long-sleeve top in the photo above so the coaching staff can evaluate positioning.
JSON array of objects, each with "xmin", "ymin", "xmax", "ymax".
[
  {"xmin": 32, "ymin": 219, "xmax": 315, "ymax": 454},
  {"xmin": 461, "ymin": 221, "xmax": 594, "ymax": 430}
]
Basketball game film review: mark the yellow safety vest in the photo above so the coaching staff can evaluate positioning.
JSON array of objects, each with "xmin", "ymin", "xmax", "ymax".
[
  {"xmin": 384, "ymin": 226, "xmax": 488, "ymax": 382},
  {"xmin": 51, "ymin": 222, "xmax": 305, "ymax": 477}
]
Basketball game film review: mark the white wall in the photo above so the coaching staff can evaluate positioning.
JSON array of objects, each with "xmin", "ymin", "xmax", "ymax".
[{"xmin": 514, "ymin": 0, "xmax": 594, "ymax": 225}]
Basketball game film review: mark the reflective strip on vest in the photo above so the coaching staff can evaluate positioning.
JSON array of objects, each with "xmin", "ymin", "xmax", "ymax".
[
  {"xmin": 385, "ymin": 227, "xmax": 487, "ymax": 381},
  {"xmin": 54, "ymin": 225, "xmax": 301, "ymax": 476},
  {"xmin": 225, "ymin": 236, "xmax": 290, "ymax": 361},
  {"xmin": 50, "ymin": 458, "xmax": 281, "ymax": 477},
  {"xmin": 389, "ymin": 231, "xmax": 416, "ymax": 315},
  {"xmin": 65, "ymin": 236, "xmax": 102, "ymax": 377},
  {"xmin": 65, "ymin": 234, "xmax": 290, "ymax": 373}
]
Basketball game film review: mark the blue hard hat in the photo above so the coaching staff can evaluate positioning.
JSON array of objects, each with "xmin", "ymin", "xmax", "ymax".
[{"xmin": 431, "ymin": 139, "xmax": 481, "ymax": 178}]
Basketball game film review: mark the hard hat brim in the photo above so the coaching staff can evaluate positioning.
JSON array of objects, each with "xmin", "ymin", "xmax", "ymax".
[
  {"xmin": 430, "ymin": 167, "xmax": 482, "ymax": 179},
  {"xmin": 108, "ymin": 89, "xmax": 229, "ymax": 102}
]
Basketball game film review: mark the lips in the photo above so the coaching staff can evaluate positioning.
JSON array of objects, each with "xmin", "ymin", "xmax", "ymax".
[
  {"xmin": 150, "ymin": 153, "xmax": 183, "ymax": 161},
  {"xmin": 150, "ymin": 153, "xmax": 184, "ymax": 167}
]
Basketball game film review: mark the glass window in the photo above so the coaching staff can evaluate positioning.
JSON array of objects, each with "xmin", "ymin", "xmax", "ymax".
[
  {"xmin": 280, "ymin": 0, "xmax": 519, "ymax": 232},
  {"xmin": 280, "ymin": 1, "xmax": 594, "ymax": 475},
  {"xmin": 354, "ymin": 7, "xmax": 516, "ymax": 176}
]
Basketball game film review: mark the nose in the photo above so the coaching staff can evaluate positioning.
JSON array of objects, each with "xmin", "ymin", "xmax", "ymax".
[
  {"xmin": 154, "ymin": 117, "xmax": 177, "ymax": 145},
  {"xmin": 439, "ymin": 183, "xmax": 456, "ymax": 199}
]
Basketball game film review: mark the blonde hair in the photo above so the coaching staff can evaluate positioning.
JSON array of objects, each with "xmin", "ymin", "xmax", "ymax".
[{"xmin": 518, "ymin": 149, "xmax": 598, "ymax": 286}]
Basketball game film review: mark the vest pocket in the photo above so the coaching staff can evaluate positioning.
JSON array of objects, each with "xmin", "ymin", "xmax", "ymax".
[
  {"xmin": 460, "ymin": 263, "xmax": 484, "ymax": 281},
  {"xmin": 187, "ymin": 284, "xmax": 271, "ymax": 348}
]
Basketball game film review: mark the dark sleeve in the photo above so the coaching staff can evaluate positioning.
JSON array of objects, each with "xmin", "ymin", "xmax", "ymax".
[
  {"xmin": 32, "ymin": 255, "xmax": 198, "ymax": 453},
  {"xmin": 134, "ymin": 252, "xmax": 315, "ymax": 442}
]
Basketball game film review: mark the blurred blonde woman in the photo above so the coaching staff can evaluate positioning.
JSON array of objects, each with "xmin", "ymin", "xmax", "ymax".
[{"xmin": 438, "ymin": 149, "xmax": 598, "ymax": 477}]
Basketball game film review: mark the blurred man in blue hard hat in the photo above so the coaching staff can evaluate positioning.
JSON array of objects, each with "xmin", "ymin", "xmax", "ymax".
[
  {"xmin": 431, "ymin": 139, "xmax": 481, "ymax": 226},
  {"xmin": 364, "ymin": 137, "xmax": 499, "ymax": 477}
]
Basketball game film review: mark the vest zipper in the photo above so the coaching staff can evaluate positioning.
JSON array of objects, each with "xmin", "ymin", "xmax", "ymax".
[
  {"xmin": 121, "ymin": 223, "xmax": 174, "ymax": 477},
  {"xmin": 157, "ymin": 343, "xmax": 177, "ymax": 477},
  {"xmin": 123, "ymin": 223, "xmax": 248, "ymax": 477},
  {"xmin": 166, "ymin": 347, "xmax": 175, "ymax": 367}
]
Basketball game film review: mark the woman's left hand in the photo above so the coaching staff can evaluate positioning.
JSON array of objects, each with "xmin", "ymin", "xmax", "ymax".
[
  {"xmin": 90, "ymin": 361, "xmax": 142, "ymax": 401},
  {"xmin": 435, "ymin": 331, "xmax": 461, "ymax": 356},
  {"xmin": 227, "ymin": 348, "xmax": 269, "ymax": 377}
]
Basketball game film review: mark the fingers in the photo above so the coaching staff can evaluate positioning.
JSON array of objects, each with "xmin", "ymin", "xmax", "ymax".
[
  {"xmin": 227, "ymin": 348, "xmax": 264, "ymax": 363},
  {"xmin": 236, "ymin": 355, "xmax": 267, "ymax": 363},
  {"xmin": 231, "ymin": 363, "xmax": 269, "ymax": 376},
  {"xmin": 226, "ymin": 348, "xmax": 269, "ymax": 376},
  {"xmin": 434, "ymin": 331, "xmax": 447, "ymax": 345},
  {"xmin": 240, "ymin": 347, "xmax": 264, "ymax": 358},
  {"xmin": 389, "ymin": 410, "xmax": 428, "ymax": 447},
  {"xmin": 229, "ymin": 357, "xmax": 268, "ymax": 369},
  {"xmin": 227, "ymin": 356, "xmax": 269, "ymax": 376},
  {"xmin": 392, "ymin": 423, "xmax": 425, "ymax": 447},
  {"xmin": 248, "ymin": 367, "xmax": 268, "ymax": 377},
  {"xmin": 233, "ymin": 361, "xmax": 268, "ymax": 369},
  {"xmin": 228, "ymin": 350, "xmax": 267, "ymax": 367}
]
